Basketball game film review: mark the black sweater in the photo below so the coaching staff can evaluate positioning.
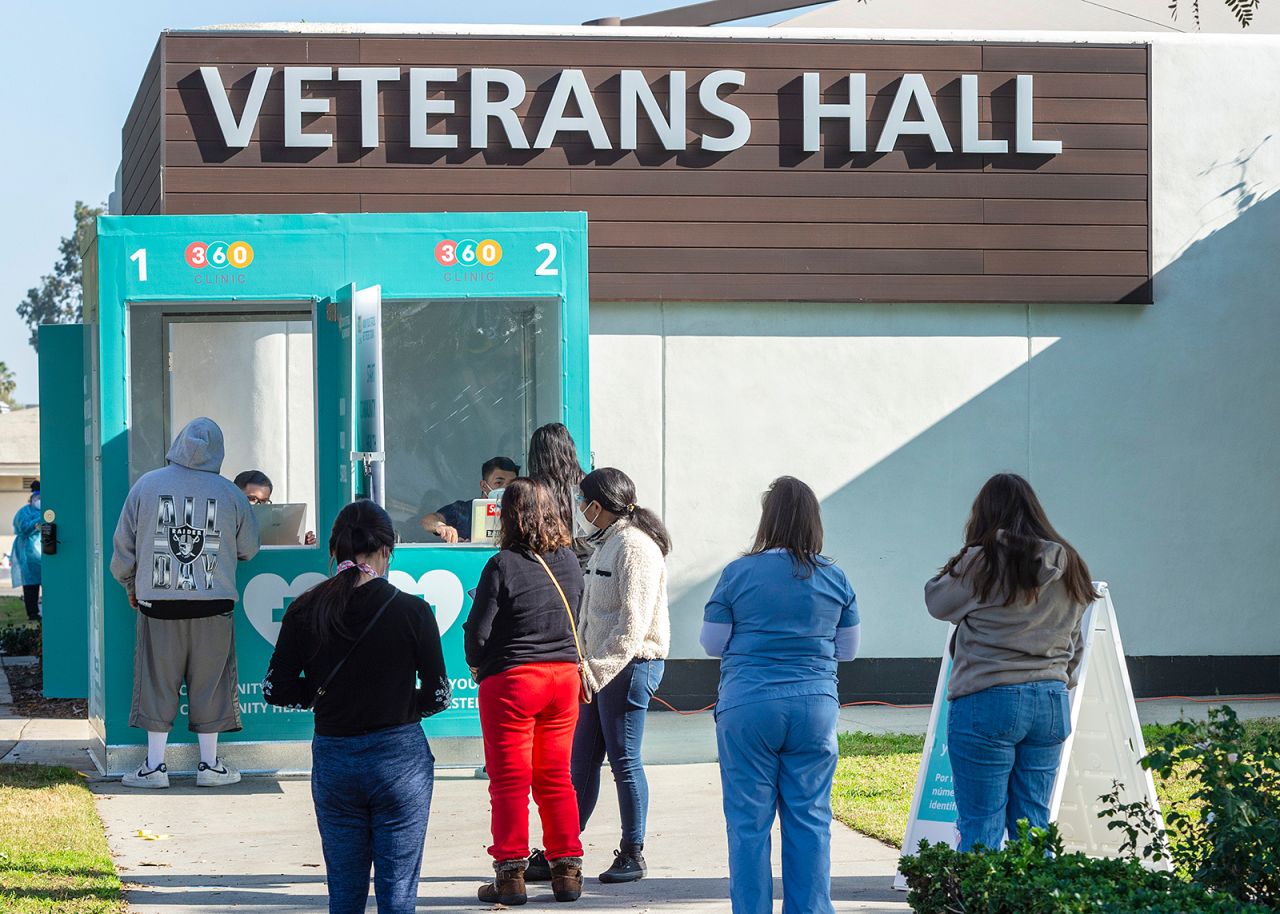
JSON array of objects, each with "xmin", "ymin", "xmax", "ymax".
[
  {"xmin": 464, "ymin": 546, "xmax": 584, "ymax": 682},
  {"xmin": 263, "ymin": 578, "xmax": 450, "ymax": 737}
]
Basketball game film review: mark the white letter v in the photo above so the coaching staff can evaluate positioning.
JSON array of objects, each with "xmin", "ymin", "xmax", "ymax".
[{"xmin": 200, "ymin": 66, "xmax": 273, "ymax": 148}]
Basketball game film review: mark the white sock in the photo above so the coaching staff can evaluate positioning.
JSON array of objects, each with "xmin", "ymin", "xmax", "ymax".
[
  {"xmin": 147, "ymin": 731, "xmax": 168, "ymax": 770},
  {"xmin": 198, "ymin": 732, "xmax": 219, "ymax": 767}
]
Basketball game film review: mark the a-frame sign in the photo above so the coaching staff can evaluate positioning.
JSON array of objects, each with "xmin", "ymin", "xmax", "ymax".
[{"xmin": 895, "ymin": 584, "xmax": 1167, "ymax": 889}]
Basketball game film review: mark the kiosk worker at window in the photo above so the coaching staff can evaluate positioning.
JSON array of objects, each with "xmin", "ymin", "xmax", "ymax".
[
  {"xmin": 234, "ymin": 470, "xmax": 317, "ymax": 545},
  {"xmin": 925, "ymin": 472, "xmax": 1095, "ymax": 853},
  {"xmin": 701, "ymin": 476, "xmax": 860, "ymax": 914},
  {"xmin": 420, "ymin": 456, "xmax": 519, "ymax": 544}
]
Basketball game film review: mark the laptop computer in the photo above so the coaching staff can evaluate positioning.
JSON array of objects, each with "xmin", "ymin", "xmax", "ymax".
[{"xmin": 253, "ymin": 503, "xmax": 309, "ymax": 546}]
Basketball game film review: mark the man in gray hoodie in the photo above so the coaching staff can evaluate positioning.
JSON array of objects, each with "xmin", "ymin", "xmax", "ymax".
[{"xmin": 111, "ymin": 417, "xmax": 260, "ymax": 789}]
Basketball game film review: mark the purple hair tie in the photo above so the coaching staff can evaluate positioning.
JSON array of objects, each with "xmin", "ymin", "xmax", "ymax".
[{"xmin": 335, "ymin": 560, "xmax": 377, "ymax": 577}]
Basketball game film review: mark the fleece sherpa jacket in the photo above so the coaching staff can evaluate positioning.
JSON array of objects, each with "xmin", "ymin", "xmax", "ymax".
[{"xmin": 578, "ymin": 516, "xmax": 670, "ymax": 692}]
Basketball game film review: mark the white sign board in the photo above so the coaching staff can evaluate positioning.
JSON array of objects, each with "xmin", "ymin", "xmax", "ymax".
[
  {"xmin": 895, "ymin": 584, "xmax": 1165, "ymax": 889},
  {"xmin": 352, "ymin": 284, "xmax": 386, "ymax": 506}
]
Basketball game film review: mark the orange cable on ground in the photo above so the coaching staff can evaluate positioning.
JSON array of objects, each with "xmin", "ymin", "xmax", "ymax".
[{"xmin": 650, "ymin": 694, "xmax": 1280, "ymax": 714}]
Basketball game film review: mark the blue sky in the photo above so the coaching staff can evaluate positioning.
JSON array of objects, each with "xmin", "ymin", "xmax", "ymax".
[{"xmin": 0, "ymin": 1, "xmax": 801, "ymax": 405}]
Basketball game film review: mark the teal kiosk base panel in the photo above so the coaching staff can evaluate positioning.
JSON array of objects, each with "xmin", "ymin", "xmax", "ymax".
[{"xmin": 71, "ymin": 213, "xmax": 590, "ymax": 775}]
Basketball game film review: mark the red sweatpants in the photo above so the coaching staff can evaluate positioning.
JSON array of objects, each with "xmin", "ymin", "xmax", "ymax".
[{"xmin": 478, "ymin": 662, "xmax": 584, "ymax": 862}]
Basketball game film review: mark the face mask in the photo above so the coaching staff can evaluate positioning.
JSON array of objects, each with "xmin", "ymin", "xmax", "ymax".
[
  {"xmin": 574, "ymin": 503, "xmax": 599, "ymax": 538},
  {"xmin": 31, "ymin": 496, "xmax": 40, "ymax": 510}
]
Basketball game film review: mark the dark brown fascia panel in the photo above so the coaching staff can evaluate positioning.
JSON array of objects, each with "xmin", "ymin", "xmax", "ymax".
[{"xmin": 619, "ymin": 0, "xmax": 830, "ymax": 26}]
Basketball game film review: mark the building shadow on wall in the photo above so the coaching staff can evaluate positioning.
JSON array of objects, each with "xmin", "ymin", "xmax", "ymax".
[{"xmin": 660, "ymin": 187, "xmax": 1280, "ymax": 701}]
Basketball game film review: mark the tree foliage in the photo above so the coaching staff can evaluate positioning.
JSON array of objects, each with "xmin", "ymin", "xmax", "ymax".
[
  {"xmin": 0, "ymin": 362, "xmax": 15, "ymax": 407},
  {"xmin": 1170, "ymin": 0, "xmax": 1264, "ymax": 28},
  {"xmin": 16, "ymin": 201, "xmax": 103, "ymax": 352}
]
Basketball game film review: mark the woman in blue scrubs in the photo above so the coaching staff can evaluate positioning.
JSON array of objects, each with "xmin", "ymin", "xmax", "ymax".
[{"xmin": 701, "ymin": 476, "xmax": 861, "ymax": 914}]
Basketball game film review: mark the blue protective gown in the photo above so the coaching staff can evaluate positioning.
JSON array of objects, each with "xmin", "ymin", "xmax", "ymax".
[{"xmin": 11, "ymin": 503, "xmax": 42, "ymax": 587}]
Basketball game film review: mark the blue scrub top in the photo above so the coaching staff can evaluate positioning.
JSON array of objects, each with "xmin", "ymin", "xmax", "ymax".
[{"xmin": 704, "ymin": 550, "xmax": 858, "ymax": 713}]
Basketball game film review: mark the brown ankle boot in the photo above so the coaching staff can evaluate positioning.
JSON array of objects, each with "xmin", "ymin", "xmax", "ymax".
[
  {"xmin": 478, "ymin": 860, "xmax": 527, "ymax": 906},
  {"xmin": 550, "ymin": 857, "xmax": 584, "ymax": 902}
]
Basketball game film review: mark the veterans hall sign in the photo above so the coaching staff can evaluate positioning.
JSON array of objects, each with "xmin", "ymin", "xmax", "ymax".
[
  {"xmin": 128, "ymin": 32, "xmax": 1151, "ymax": 304},
  {"xmin": 200, "ymin": 65, "xmax": 1065, "ymax": 156}
]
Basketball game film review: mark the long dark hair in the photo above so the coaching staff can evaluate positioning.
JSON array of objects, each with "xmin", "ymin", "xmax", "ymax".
[
  {"xmin": 747, "ymin": 476, "xmax": 825, "ymax": 578},
  {"xmin": 284, "ymin": 500, "xmax": 396, "ymax": 642},
  {"xmin": 941, "ymin": 473, "xmax": 1098, "ymax": 607},
  {"xmin": 498, "ymin": 478, "xmax": 571, "ymax": 554},
  {"xmin": 527, "ymin": 423, "xmax": 584, "ymax": 529},
  {"xmin": 580, "ymin": 467, "xmax": 671, "ymax": 557}
]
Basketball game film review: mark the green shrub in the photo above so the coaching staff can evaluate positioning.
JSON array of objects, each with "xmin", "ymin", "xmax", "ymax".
[
  {"xmin": 1135, "ymin": 706, "xmax": 1280, "ymax": 907},
  {"xmin": 899, "ymin": 822, "xmax": 1273, "ymax": 914},
  {"xmin": 0, "ymin": 625, "xmax": 39, "ymax": 656}
]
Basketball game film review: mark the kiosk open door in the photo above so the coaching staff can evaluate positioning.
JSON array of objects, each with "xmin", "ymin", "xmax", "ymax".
[
  {"xmin": 78, "ymin": 212, "xmax": 589, "ymax": 774},
  {"xmin": 320, "ymin": 283, "xmax": 386, "ymax": 508}
]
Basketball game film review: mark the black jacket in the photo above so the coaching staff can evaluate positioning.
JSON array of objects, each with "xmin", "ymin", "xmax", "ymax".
[
  {"xmin": 463, "ymin": 546, "xmax": 584, "ymax": 682},
  {"xmin": 263, "ymin": 578, "xmax": 450, "ymax": 736}
]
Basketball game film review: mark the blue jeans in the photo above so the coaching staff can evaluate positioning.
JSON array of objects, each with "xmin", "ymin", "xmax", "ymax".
[
  {"xmin": 312, "ymin": 722, "xmax": 435, "ymax": 914},
  {"xmin": 716, "ymin": 693, "xmax": 839, "ymax": 914},
  {"xmin": 571, "ymin": 658, "xmax": 663, "ymax": 846},
  {"xmin": 947, "ymin": 679, "xmax": 1071, "ymax": 852}
]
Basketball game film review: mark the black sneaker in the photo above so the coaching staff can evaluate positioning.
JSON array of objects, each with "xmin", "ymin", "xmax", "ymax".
[
  {"xmin": 598, "ymin": 845, "xmax": 647, "ymax": 884},
  {"xmin": 525, "ymin": 848, "xmax": 552, "ymax": 882}
]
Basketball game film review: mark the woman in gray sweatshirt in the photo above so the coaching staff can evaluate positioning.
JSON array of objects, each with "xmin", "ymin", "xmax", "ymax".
[{"xmin": 925, "ymin": 473, "xmax": 1097, "ymax": 853}]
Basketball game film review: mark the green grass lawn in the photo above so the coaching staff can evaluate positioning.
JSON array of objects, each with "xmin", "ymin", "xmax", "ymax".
[
  {"xmin": 832, "ymin": 716, "xmax": 1280, "ymax": 849},
  {"xmin": 0, "ymin": 596, "xmax": 32, "ymax": 629},
  {"xmin": 0, "ymin": 765, "xmax": 125, "ymax": 914}
]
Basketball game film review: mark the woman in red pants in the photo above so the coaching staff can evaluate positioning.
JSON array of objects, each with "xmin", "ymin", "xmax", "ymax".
[{"xmin": 464, "ymin": 477, "xmax": 586, "ymax": 905}]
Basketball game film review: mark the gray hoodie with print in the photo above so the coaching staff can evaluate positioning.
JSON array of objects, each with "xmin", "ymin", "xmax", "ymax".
[{"xmin": 110, "ymin": 418, "xmax": 260, "ymax": 604}]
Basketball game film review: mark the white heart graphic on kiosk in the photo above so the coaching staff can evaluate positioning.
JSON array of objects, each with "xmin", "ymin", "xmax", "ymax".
[
  {"xmin": 243, "ymin": 572, "xmax": 327, "ymax": 646},
  {"xmin": 388, "ymin": 569, "xmax": 465, "ymax": 635}
]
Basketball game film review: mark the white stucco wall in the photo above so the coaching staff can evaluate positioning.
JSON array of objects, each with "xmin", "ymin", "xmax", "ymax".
[{"xmin": 589, "ymin": 34, "xmax": 1280, "ymax": 660}]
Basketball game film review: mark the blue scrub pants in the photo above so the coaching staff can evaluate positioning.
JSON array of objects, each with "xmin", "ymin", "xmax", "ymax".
[
  {"xmin": 947, "ymin": 679, "xmax": 1071, "ymax": 852},
  {"xmin": 715, "ymin": 693, "xmax": 839, "ymax": 914}
]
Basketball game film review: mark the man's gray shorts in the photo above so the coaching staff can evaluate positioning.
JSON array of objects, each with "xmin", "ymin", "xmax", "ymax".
[{"xmin": 130, "ymin": 613, "xmax": 243, "ymax": 734}]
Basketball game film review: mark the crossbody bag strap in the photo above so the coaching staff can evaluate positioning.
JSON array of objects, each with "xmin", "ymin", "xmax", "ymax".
[
  {"xmin": 532, "ymin": 552, "xmax": 585, "ymax": 664},
  {"xmin": 314, "ymin": 588, "xmax": 398, "ymax": 702}
]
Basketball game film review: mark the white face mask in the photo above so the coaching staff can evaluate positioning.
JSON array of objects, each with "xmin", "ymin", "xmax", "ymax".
[
  {"xmin": 31, "ymin": 496, "xmax": 40, "ymax": 510},
  {"xmin": 574, "ymin": 503, "xmax": 600, "ymax": 538}
]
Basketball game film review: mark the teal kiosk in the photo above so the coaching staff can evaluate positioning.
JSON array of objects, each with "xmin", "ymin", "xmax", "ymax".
[{"xmin": 54, "ymin": 212, "xmax": 589, "ymax": 775}]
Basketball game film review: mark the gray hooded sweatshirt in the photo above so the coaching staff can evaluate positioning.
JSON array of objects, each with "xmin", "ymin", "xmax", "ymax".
[
  {"xmin": 925, "ymin": 536, "xmax": 1087, "ymax": 700},
  {"xmin": 111, "ymin": 418, "xmax": 260, "ymax": 611}
]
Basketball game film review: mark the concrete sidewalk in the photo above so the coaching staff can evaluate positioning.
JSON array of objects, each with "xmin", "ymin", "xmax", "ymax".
[
  {"xmin": 93, "ymin": 763, "xmax": 910, "ymax": 913},
  {"xmin": 3, "ymin": 645, "xmax": 1277, "ymax": 914}
]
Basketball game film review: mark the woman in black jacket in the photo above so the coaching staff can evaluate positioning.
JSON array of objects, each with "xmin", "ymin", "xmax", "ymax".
[
  {"xmin": 464, "ymin": 477, "xmax": 586, "ymax": 906},
  {"xmin": 264, "ymin": 500, "xmax": 449, "ymax": 914}
]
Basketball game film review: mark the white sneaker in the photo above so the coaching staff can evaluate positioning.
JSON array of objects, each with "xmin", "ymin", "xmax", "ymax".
[
  {"xmin": 196, "ymin": 759, "xmax": 241, "ymax": 787},
  {"xmin": 122, "ymin": 762, "xmax": 170, "ymax": 789}
]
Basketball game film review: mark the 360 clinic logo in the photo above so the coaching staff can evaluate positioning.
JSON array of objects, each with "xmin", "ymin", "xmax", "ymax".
[
  {"xmin": 435, "ymin": 238, "xmax": 503, "ymax": 268},
  {"xmin": 185, "ymin": 240, "xmax": 255, "ymax": 270}
]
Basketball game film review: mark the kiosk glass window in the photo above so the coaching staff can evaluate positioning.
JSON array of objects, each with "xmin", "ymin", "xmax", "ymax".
[
  {"xmin": 127, "ymin": 305, "xmax": 318, "ymax": 544},
  {"xmin": 382, "ymin": 298, "xmax": 562, "ymax": 542}
]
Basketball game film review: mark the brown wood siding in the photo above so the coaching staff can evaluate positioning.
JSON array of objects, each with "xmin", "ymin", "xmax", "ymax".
[
  {"xmin": 140, "ymin": 32, "xmax": 1151, "ymax": 304},
  {"xmin": 123, "ymin": 41, "xmax": 164, "ymax": 215}
]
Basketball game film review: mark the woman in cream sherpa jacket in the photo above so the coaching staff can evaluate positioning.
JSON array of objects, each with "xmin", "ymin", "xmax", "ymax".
[{"xmin": 567, "ymin": 467, "xmax": 670, "ymax": 885}]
